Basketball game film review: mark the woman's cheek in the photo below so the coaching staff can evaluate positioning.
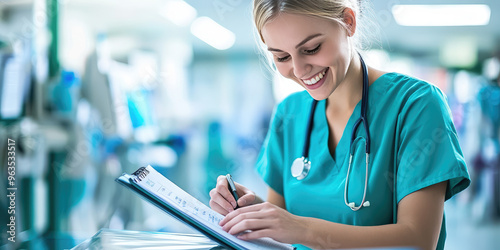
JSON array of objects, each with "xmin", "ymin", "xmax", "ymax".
[{"xmin": 276, "ymin": 64, "xmax": 293, "ymax": 80}]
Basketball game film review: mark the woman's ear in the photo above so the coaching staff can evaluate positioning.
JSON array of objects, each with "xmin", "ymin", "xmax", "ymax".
[{"xmin": 343, "ymin": 8, "xmax": 357, "ymax": 37}]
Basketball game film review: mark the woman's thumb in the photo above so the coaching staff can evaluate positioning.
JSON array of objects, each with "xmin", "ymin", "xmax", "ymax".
[{"xmin": 238, "ymin": 193, "xmax": 255, "ymax": 207}]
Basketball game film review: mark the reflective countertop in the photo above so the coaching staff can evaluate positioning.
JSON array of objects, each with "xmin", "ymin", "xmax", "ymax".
[{"xmin": 71, "ymin": 229, "xmax": 225, "ymax": 250}]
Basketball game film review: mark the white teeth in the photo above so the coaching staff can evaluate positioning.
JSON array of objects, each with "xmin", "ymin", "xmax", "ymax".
[{"xmin": 303, "ymin": 69, "xmax": 327, "ymax": 85}]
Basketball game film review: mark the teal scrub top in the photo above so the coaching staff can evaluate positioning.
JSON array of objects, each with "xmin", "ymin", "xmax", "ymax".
[{"xmin": 256, "ymin": 72, "xmax": 470, "ymax": 250}]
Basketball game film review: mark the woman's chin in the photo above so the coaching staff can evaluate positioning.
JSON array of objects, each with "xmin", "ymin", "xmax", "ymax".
[{"xmin": 306, "ymin": 90, "xmax": 329, "ymax": 101}]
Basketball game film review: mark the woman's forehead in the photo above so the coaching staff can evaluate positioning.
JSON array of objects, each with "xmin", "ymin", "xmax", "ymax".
[{"xmin": 261, "ymin": 13, "xmax": 340, "ymax": 46}]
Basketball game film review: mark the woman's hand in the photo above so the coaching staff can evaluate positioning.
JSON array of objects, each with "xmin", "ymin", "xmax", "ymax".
[
  {"xmin": 219, "ymin": 202, "xmax": 307, "ymax": 244},
  {"xmin": 209, "ymin": 175, "xmax": 257, "ymax": 215}
]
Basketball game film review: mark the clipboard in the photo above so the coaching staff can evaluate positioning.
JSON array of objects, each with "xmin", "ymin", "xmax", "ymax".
[{"xmin": 116, "ymin": 165, "xmax": 295, "ymax": 250}]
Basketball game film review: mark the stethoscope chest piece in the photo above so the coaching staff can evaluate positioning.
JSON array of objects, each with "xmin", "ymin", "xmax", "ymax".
[{"xmin": 291, "ymin": 157, "xmax": 310, "ymax": 180}]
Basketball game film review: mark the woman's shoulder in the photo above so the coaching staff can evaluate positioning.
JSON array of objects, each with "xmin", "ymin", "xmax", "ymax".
[
  {"xmin": 379, "ymin": 72, "xmax": 448, "ymax": 105},
  {"xmin": 377, "ymin": 72, "xmax": 452, "ymax": 121},
  {"xmin": 380, "ymin": 72, "xmax": 433, "ymax": 90}
]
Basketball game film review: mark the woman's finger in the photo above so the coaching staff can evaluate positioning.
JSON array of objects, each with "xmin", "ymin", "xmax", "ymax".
[
  {"xmin": 227, "ymin": 218, "xmax": 273, "ymax": 235},
  {"xmin": 237, "ymin": 193, "xmax": 255, "ymax": 207},
  {"xmin": 221, "ymin": 210, "xmax": 268, "ymax": 231},
  {"xmin": 219, "ymin": 203, "xmax": 262, "ymax": 226},
  {"xmin": 209, "ymin": 188, "xmax": 234, "ymax": 213},
  {"xmin": 209, "ymin": 198, "xmax": 231, "ymax": 215},
  {"xmin": 215, "ymin": 176, "xmax": 238, "ymax": 208}
]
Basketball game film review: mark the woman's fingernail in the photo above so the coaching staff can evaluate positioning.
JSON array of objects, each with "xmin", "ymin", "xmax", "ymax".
[{"xmin": 231, "ymin": 202, "xmax": 236, "ymax": 208}]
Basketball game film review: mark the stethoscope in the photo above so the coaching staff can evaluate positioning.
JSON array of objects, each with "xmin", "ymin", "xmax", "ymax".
[{"xmin": 291, "ymin": 55, "xmax": 371, "ymax": 211}]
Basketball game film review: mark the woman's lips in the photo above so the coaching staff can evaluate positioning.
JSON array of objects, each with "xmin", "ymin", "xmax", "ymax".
[{"xmin": 302, "ymin": 68, "xmax": 329, "ymax": 90}]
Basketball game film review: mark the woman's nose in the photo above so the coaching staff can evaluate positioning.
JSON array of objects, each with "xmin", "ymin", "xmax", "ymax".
[{"xmin": 292, "ymin": 57, "xmax": 311, "ymax": 79}]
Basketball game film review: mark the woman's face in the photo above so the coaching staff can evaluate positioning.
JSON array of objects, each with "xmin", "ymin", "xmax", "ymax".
[{"xmin": 261, "ymin": 12, "xmax": 352, "ymax": 100}]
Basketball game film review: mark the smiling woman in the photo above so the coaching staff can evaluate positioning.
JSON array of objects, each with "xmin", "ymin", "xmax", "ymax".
[
  {"xmin": 260, "ymin": 13, "xmax": 355, "ymax": 101},
  {"xmin": 208, "ymin": 0, "xmax": 470, "ymax": 249}
]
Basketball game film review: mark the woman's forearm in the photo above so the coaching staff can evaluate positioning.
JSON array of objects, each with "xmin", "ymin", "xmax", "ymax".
[
  {"xmin": 296, "ymin": 180, "xmax": 447, "ymax": 249},
  {"xmin": 298, "ymin": 217, "xmax": 435, "ymax": 250}
]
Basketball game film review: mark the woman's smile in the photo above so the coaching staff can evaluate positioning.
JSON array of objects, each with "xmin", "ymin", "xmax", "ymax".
[{"xmin": 301, "ymin": 67, "xmax": 329, "ymax": 90}]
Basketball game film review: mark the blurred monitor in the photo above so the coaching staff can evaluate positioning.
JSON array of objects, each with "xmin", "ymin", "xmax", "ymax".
[
  {"xmin": 82, "ymin": 49, "xmax": 159, "ymax": 141},
  {"xmin": 107, "ymin": 56, "xmax": 158, "ymax": 142},
  {"xmin": 82, "ymin": 51, "xmax": 133, "ymax": 139},
  {"xmin": 0, "ymin": 52, "xmax": 31, "ymax": 121}
]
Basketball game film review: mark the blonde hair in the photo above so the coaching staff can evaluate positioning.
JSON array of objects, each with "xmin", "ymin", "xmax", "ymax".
[{"xmin": 253, "ymin": 0, "xmax": 377, "ymax": 66}]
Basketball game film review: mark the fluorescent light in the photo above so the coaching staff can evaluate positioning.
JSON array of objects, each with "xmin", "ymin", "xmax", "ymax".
[
  {"xmin": 190, "ymin": 17, "xmax": 235, "ymax": 50},
  {"xmin": 161, "ymin": 0, "xmax": 197, "ymax": 26},
  {"xmin": 392, "ymin": 4, "xmax": 490, "ymax": 26}
]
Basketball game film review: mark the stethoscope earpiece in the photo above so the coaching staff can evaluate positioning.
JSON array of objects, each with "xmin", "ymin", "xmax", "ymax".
[{"xmin": 348, "ymin": 201, "xmax": 370, "ymax": 209}]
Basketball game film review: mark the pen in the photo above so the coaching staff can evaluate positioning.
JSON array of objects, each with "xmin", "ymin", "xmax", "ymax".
[{"xmin": 226, "ymin": 174, "xmax": 239, "ymax": 209}]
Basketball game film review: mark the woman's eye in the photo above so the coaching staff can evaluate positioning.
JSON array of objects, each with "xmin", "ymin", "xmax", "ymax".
[
  {"xmin": 304, "ymin": 44, "xmax": 321, "ymax": 54},
  {"xmin": 276, "ymin": 55, "xmax": 290, "ymax": 62}
]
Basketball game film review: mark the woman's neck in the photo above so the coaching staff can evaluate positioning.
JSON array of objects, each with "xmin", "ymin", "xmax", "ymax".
[{"xmin": 326, "ymin": 54, "xmax": 364, "ymax": 114}]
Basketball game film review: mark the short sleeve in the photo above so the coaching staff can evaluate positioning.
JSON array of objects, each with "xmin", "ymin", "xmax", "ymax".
[
  {"xmin": 255, "ymin": 103, "xmax": 286, "ymax": 196},
  {"xmin": 396, "ymin": 84, "xmax": 470, "ymax": 203}
]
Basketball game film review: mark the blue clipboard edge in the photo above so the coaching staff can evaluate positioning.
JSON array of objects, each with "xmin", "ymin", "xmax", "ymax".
[{"xmin": 115, "ymin": 174, "xmax": 240, "ymax": 250}]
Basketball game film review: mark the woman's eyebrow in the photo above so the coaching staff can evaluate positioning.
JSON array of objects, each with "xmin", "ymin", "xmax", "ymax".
[{"xmin": 267, "ymin": 33, "xmax": 323, "ymax": 52}]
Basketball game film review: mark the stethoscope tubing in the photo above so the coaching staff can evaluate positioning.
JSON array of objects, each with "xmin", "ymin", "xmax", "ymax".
[
  {"xmin": 297, "ymin": 53, "xmax": 371, "ymax": 211},
  {"xmin": 302, "ymin": 100, "xmax": 318, "ymax": 159},
  {"xmin": 351, "ymin": 55, "xmax": 370, "ymax": 154}
]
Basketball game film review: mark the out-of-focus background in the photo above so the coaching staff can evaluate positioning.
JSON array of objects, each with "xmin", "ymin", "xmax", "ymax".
[{"xmin": 0, "ymin": 0, "xmax": 499, "ymax": 249}]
